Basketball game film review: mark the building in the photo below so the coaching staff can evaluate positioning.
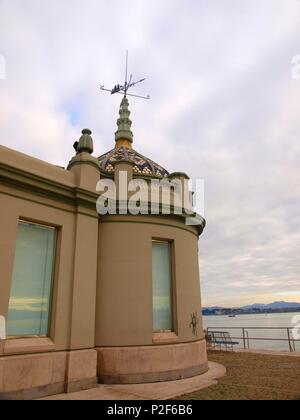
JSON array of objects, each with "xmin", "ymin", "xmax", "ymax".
[{"xmin": 0, "ymin": 96, "xmax": 207, "ymax": 399}]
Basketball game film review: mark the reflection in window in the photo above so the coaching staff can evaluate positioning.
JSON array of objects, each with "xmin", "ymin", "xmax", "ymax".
[
  {"xmin": 152, "ymin": 241, "xmax": 173, "ymax": 332},
  {"xmin": 7, "ymin": 221, "xmax": 57, "ymax": 337}
]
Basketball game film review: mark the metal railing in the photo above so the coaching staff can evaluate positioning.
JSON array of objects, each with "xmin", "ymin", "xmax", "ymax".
[{"xmin": 206, "ymin": 327, "xmax": 299, "ymax": 352}]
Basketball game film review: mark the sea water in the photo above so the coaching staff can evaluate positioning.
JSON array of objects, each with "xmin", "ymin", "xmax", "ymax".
[{"xmin": 203, "ymin": 312, "xmax": 300, "ymax": 352}]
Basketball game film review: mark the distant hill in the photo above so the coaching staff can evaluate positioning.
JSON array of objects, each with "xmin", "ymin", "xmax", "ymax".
[
  {"xmin": 241, "ymin": 301, "xmax": 300, "ymax": 310},
  {"xmin": 202, "ymin": 301, "xmax": 300, "ymax": 315}
]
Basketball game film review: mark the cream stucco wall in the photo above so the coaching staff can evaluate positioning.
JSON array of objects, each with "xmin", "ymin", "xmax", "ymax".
[
  {"xmin": 0, "ymin": 145, "xmax": 100, "ymax": 356},
  {"xmin": 96, "ymin": 215, "xmax": 205, "ymax": 347}
]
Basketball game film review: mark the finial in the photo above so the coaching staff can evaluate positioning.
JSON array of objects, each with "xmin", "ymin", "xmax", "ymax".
[
  {"xmin": 99, "ymin": 53, "xmax": 150, "ymax": 148},
  {"xmin": 76, "ymin": 128, "xmax": 94, "ymax": 154},
  {"xmin": 115, "ymin": 97, "xmax": 133, "ymax": 148},
  {"xmin": 82, "ymin": 128, "xmax": 92, "ymax": 135}
]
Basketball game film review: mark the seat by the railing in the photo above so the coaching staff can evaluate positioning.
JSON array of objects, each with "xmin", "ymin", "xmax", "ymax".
[{"xmin": 207, "ymin": 331, "xmax": 239, "ymax": 352}]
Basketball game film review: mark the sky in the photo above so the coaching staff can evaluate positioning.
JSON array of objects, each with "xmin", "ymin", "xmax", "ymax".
[{"xmin": 0, "ymin": 0, "xmax": 300, "ymax": 307}]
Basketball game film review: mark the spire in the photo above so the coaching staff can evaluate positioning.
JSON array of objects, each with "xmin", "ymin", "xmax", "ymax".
[{"xmin": 115, "ymin": 96, "xmax": 133, "ymax": 149}]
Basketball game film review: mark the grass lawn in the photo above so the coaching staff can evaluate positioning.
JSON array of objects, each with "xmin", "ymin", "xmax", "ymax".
[{"xmin": 178, "ymin": 351, "xmax": 300, "ymax": 400}]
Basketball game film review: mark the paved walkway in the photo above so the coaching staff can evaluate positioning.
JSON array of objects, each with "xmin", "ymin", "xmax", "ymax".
[
  {"xmin": 177, "ymin": 350, "xmax": 300, "ymax": 400},
  {"xmin": 234, "ymin": 348, "xmax": 300, "ymax": 357},
  {"xmin": 40, "ymin": 362, "xmax": 226, "ymax": 400}
]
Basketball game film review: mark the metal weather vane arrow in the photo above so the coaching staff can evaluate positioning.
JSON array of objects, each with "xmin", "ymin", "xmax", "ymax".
[{"xmin": 100, "ymin": 51, "xmax": 150, "ymax": 100}]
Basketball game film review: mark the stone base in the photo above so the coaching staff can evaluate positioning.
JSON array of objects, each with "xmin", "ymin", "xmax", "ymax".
[
  {"xmin": 1, "ymin": 382, "xmax": 65, "ymax": 401},
  {"xmin": 0, "ymin": 341, "xmax": 209, "ymax": 398},
  {"xmin": 97, "ymin": 340, "xmax": 208, "ymax": 384},
  {"xmin": 0, "ymin": 349, "xmax": 98, "ymax": 400}
]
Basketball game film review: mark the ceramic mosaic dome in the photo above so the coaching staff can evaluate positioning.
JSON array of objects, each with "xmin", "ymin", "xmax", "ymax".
[
  {"xmin": 98, "ymin": 147, "xmax": 169, "ymax": 178},
  {"xmin": 98, "ymin": 96, "xmax": 169, "ymax": 178}
]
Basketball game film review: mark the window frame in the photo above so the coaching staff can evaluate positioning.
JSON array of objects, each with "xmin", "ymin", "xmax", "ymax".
[
  {"xmin": 152, "ymin": 239, "xmax": 176, "ymax": 334},
  {"xmin": 6, "ymin": 219, "xmax": 58, "ymax": 340}
]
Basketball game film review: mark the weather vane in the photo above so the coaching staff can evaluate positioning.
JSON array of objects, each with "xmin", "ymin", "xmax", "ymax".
[{"xmin": 100, "ymin": 51, "xmax": 150, "ymax": 100}]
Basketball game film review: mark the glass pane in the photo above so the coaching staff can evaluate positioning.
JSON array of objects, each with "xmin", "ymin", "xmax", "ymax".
[
  {"xmin": 7, "ymin": 222, "xmax": 56, "ymax": 337},
  {"xmin": 152, "ymin": 241, "xmax": 173, "ymax": 332}
]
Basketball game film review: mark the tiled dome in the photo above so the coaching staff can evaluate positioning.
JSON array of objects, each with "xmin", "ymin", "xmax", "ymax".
[{"xmin": 98, "ymin": 147, "xmax": 169, "ymax": 178}]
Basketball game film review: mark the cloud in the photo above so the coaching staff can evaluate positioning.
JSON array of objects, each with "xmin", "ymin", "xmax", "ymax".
[{"xmin": 0, "ymin": 0, "xmax": 300, "ymax": 306}]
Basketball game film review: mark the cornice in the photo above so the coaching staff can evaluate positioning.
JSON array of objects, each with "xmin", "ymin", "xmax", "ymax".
[
  {"xmin": 98, "ymin": 200, "xmax": 206, "ymax": 236},
  {"xmin": 0, "ymin": 162, "xmax": 98, "ymax": 212}
]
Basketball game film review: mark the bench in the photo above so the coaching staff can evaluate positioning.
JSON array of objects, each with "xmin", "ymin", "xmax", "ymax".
[{"xmin": 207, "ymin": 331, "xmax": 239, "ymax": 351}]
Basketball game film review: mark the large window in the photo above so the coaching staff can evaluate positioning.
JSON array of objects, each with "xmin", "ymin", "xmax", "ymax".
[
  {"xmin": 152, "ymin": 241, "xmax": 173, "ymax": 332},
  {"xmin": 7, "ymin": 221, "xmax": 57, "ymax": 337}
]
